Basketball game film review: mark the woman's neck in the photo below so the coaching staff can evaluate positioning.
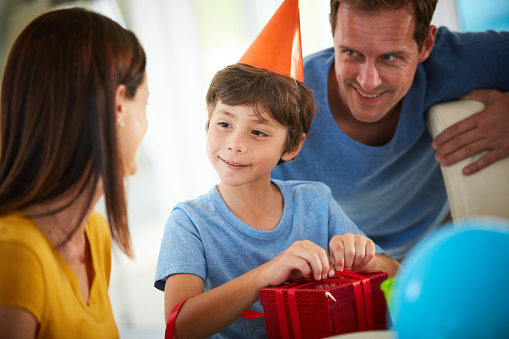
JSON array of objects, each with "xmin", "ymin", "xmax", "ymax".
[
  {"xmin": 22, "ymin": 182, "xmax": 102, "ymax": 253},
  {"xmin": 21, "ymin": 181, "xmax": 103, "ymax": 305}
]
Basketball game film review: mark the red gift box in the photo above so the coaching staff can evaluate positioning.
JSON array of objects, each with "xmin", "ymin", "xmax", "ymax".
[{"xmin": 259, "ymin": 270, "xmax": 389, "ymax": 339}]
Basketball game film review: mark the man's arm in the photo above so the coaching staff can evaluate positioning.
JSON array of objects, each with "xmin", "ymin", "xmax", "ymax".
[{"xmin": 432, "ymin": 89, "xmax": 509, "ymax": 175}]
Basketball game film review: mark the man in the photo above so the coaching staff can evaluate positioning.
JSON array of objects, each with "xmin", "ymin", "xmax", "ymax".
[{"xmin": 272, "ymin": 0, "xmax": 509, "ymax": 260}]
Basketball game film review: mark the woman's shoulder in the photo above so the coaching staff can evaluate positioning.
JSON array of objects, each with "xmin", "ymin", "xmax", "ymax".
[
  {"xmin": 0, "ymin": 212, "xmax": 51, "ymax": 281},
  {"xmin": 86, "ymin": 210, "xmax": 112, "ymax": 252},
  {"xmin": 0, "ymin": 212, "xmax": 48, "ymax": 248},
  {"xmin": 88, "ymin": 209, "xmax": 108, "ymax": 224}
]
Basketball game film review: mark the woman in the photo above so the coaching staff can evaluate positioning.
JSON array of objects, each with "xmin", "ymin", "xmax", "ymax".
[{"xmin": 0, "ymin": 7, "xmax": 148, "ymax": 338}]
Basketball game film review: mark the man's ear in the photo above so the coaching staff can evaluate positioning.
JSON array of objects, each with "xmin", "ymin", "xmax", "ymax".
[
  {"xmin": 115, "ymin": 84, "xmax": 127, "ymax": 125},
  {"xmin": 418, "ymin": 25, "xmax": 437, "ymax": 63},
  {"xmin": 329, "ymin": 13, "xmax": 334, "ymax": 35},
  {"xmin": 281, "ymin": 133, "xmax": 307, "ymax": 162}
]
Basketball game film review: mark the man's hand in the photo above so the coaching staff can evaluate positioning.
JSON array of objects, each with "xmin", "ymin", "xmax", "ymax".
[{"xmin": 432, "ymin": 89, "xmax": 509, "ymax": 175}]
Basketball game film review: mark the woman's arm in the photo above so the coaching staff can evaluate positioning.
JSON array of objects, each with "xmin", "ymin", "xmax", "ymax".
[{"xmin": 0, "ymin": 306, "xmax": 37, "ymax": 339}]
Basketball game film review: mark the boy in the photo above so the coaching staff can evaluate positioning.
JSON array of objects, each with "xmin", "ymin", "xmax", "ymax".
[
  {"xmin": 154, "ymin": 1, "xmax": 400, "ymax": 338},
  {"xmin": 154, "ymin": 63, "xmax": 400, "ymax": 338}
]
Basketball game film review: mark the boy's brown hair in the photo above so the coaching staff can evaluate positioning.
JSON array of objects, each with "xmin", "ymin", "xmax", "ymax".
[{"xmin": 206, "ymin": 63, "xmax": 316, "ymax": 164}]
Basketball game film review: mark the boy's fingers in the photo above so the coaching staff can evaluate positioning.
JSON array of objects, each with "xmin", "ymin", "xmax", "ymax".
[
  {"xmin": 351, "ymin": 240, "xmax": 366, "ymax": 269},
  {"xmin": 291, "ymin": 241, "xmax": 330, "ymax": 280},
  {"xmin": 329, "ymin": 237, "xmax": 346, "ymax": 271},
  {"xmin": 342, "ymin": 234, "xmax": 356, "ymax": 270},
  {"xmin": 355, "ymin": 240, "xmax": 376, "ymax": 270}
]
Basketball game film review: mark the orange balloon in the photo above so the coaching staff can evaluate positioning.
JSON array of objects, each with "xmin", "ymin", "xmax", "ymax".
[{"xmin": 239, "ymin": 0, "xmax": 304, "ymax": 82}]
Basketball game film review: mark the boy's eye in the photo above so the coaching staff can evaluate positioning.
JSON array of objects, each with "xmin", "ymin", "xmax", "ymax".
[
  {"xmin": 382, "ymin": 54, "xmax": 396, "ymax": 61},
  {"xmin": 218, "ymin": 122, "xmax": 231, "ymax": 128},
  {"xmin": 252, "ymin": 130, "xmax": 268, "ymax": 137}
]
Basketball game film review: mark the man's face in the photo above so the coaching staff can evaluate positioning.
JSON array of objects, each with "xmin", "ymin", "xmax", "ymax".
[{"xmin": 331, "ymin": 2, "xmax": 433, "ymax": 123}]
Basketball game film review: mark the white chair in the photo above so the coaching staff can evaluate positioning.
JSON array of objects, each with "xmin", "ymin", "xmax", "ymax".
[{"xmin": 427, "ymin": 93, "xmax": 509, "ymax": 223}]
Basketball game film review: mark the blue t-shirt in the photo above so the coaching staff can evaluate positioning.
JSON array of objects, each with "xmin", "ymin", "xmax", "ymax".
[
  {"xmin": 272, "ymin": 27, "xmax": 509, "ymax": 259},
  {"xmin": 154, "ymin": 179, "xmax": 383, "ymax": 338}
]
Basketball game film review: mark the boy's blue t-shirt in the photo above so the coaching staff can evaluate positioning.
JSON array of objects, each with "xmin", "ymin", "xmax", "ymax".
[
  {"xmin": 155, "ymin": 179, "xmax": 383, "ymax": 339},
  {"xmin": 272, "ymin": 27, "xmax": 509, "ymax": 259}
]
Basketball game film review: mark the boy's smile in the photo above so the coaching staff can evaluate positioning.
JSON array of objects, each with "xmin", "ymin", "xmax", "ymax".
[
  {"xmin": 219, "ymin": 156, "xmax": 248, "ymax": 169},
  {"xmin": 206, "ymin": 101, "xmax": 289, "ymax": 188}
]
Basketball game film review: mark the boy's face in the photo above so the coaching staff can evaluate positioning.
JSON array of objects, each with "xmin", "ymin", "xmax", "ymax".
[{"xmin": 206, "ymin": 100, "xmax": 289, "ymax": 188}]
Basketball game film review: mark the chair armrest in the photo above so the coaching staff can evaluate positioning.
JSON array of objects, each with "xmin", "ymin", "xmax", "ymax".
[{"xmin": 427, "ymin": 93, "xmax": 509, "ymax": 222}]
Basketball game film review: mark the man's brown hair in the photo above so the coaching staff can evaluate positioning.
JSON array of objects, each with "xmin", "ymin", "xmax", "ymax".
[{"xmin": 330, "ymin": 0, "xmax": 438, "ymax": 50}]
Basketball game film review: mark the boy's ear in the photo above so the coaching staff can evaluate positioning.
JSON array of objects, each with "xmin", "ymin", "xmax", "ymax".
[
  {"xmin": 115, "ymin": 84, "xmax": 127, "ymax": 124},
  {"xmin": 281, "ymin": 133, "xmax": 306, "ymax": 162}
]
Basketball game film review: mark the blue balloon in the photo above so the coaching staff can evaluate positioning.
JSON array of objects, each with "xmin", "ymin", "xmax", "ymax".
[{"xmin": 392, "ymin": 218, "xmax": 509, "ymax": 339}]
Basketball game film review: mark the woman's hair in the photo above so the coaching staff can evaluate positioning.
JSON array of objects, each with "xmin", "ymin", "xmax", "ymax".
[
  {"xmin": 206, "ymin": 63, "xmax": 316, "ymax": 165},
  {"xmin": 0, "ymin": 7, "xmax": 146, "ymax": 256},
  {"xmin": 330, "ymin": 0, "xmax": 438, "ymax": 50}
]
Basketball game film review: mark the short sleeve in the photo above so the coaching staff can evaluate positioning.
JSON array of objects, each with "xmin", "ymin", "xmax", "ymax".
[
  {"xmin": 154, "ymin": 207, "xmax": 206, "ymax": 291},
  {"xmin": 0, "ymin": 242, "xmax": 45, "ymax": 322}
]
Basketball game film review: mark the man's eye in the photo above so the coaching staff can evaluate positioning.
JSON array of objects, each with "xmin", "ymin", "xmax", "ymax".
[
  {"xmin": 383, "ymin": 54, "xmax": 396, "ymax": 61},
  {"xmin": 252, "ymin": 130, "xmax": 267, "ymax": 137},
  {"xmin": 346, "ymin": 50, "xmax": 356, "ymax": 56}
]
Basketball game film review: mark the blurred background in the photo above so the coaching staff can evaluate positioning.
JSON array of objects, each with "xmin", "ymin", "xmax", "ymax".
[{"xmin": 0, "ymin": 0, "xmax": 507, "ymax": 338}]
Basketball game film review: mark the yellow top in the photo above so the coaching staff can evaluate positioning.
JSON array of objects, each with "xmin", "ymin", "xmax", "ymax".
[{"xmin": 0, "ymin": 210, "xmax": 118, "ymax": 339}]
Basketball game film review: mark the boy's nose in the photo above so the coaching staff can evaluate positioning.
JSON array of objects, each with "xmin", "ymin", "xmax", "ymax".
[{"xmin": 226, "ymin": 134, "xmax": 247, "ymax": 153}]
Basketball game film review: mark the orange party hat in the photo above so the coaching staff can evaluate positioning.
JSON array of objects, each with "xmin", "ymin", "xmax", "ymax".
[{"xmin": 238, "ymin": 0, "xmax": 304, "ymax": 82}]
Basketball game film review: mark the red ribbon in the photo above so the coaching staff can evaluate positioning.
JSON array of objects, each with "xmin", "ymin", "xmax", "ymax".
[
  {"xmin": 165, "ymin": 297, "xmax": 190, "ymax": 339},
  {"xmin": 273, "ymin": 270, "xmax": 374, "ymax": 339}
]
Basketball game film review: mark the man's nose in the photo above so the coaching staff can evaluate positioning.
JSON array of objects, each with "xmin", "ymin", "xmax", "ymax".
[{"xmin": 357, "ymin": 61, "xmax": 382, "ymax": 92}]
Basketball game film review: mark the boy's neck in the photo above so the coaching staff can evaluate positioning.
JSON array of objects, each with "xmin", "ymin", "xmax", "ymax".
[{"xmin": 217, "ymin": 179, "xmax": 284, "ymax": 231}]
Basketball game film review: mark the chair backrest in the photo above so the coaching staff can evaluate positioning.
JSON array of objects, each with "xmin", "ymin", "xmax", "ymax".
[{"xmin": 427, "ymin": 94, "xmax": 509, "ymax": 223}]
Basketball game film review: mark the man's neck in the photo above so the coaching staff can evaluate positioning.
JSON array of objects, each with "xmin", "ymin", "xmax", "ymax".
[{"xmin": 327, "ymin": 66, "xmax": 402, "ymax": 147}]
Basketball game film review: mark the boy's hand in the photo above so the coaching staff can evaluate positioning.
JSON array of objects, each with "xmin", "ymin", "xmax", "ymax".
[
  {"xmin": 260, "ymin": 240, "xmax": 333, "ymax": 287},
  {"xmin": 329, "ymin": 233, "xmax": 376, "ymax": 272}
]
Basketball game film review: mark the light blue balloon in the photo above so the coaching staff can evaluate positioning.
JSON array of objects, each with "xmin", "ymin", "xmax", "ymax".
[{"xmin": 392, "ymin": 218, "xmax": 509, "ymax": 339}]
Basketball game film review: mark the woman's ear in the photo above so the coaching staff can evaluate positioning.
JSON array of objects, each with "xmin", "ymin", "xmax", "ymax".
[
  {"xmin": 115, "ymin": 84, "xmax": 127, "ymax": 125},
  {"xmin": 281, "ymin": 133, "xmax": 307, "ymax": 162}
]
